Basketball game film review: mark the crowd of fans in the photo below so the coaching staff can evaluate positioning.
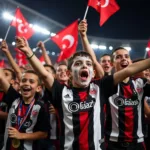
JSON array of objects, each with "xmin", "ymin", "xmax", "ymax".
[{"xmin": 0, "ymin": 20, "xmax": 150, "ymax": 150}]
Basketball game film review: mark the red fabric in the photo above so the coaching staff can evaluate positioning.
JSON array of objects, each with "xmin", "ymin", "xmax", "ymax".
[
  {"xmin": 51, "ymin": 20, "xmax": 78, "ymax": 62},
  {"xmin": 10, "ymin": 8, "xmax": 34, "ymax": 39},
  {"xmin": 123, "ymin": 85, "xmax": 134, "ymax": 142},
  {"xmin": 39, "ymin": 56, "xmax": 45, "ymax": 64},
  {"xmin": 0, "ymin": 60, "xmax": 5, "ymax": 68},
  {"xmin": 10, "ymin": 104, "xmax": 28, "ymax": 150},
  {"xmin": 147, "ymin": 41, "xmax": 150, "ymax": 57},
  {"xmin": 88, "ymin": 0, "xmax": 120, "ymax": 26},
  {"xmin": 15, "ymin": 48, "xmax": 27, "ymax": 66},
  {"xmin": 78, "ymin": 91, "xmax": 89, "ymax": 150}
]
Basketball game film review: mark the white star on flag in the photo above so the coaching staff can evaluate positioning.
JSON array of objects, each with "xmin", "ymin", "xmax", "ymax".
[
  {"xmin": 62, "ymin": 44, "xmax": 67, "ymax": 49},
  {"xmin": 97, "ymin": 1, "xmax": 100, "ymax": 6}
]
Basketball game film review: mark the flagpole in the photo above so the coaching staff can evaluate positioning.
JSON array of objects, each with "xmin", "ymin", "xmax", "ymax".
[
  {"xmin": 4, "ymin": 7, "xmax": 19, "ymax": 41},
  {"xmin": 83, "ymin": 6, "xmax": 89, "ymax": 20},
  {"xmin": 33, "ymin": 37, "xmax": 50, "ymax": 51},
  {"xmin": 4, "ymin": 25, "xmax": 11, "ymax": 40},
  {"xmin": 144, "ymin": 51, "xmax": 147, "ymax": 59}
]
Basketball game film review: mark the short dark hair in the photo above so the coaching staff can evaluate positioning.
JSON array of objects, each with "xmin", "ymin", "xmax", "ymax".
[
  {"xmin": 68, "ymin": 51, "xmax": 93, "ymax": 70},
  {"xmin": 57, "ymin": 62, "xmax": 68, "ymax": 68},
  {"xmin": 3, "ymin": 68, "xmax": 16, "ymax": 80},
  {"xmin": 132, "ymin": 58, "xmax": 145, "ymax": 63},
  {"xmin": 22, "ymin": 70, "xmax": 41, "ymax": 85},
  {"xmin": 43, "ymin": 64, "xmax": 56, "ymax": 74},
  {"xmin": 111, "ymin": 47, "xmax": 128, "ymax": 62},
  {"xmin": 100, "ymin": 54, "xmax": 111, "ymax": 61}
]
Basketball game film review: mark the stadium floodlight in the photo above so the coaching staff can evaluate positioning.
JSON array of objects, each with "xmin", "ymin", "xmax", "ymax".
[
  {"xmin": 90, "ymin": 44, "xmax": 99, "ymax": 49},
  {"xmin": 33, "ymin": 48, "xmax": 36, "ymax": 52},
  {"xmin": 33, "ymin": 25, "xmax": 50, "ymax": 35},
  {"xmin": 2, "ymin": 12, "xmax": 22, "ymax": 23},
  {"xmin": 12, "ymin": 42, "xmax": 15, "ymax": 46},
  {"xmin": 0, "ymin": 38, "xmax": 3, "ymax": 42},
  {"xmin": 99, "ymin": 45, "xmax": 107, "ymax": 50},
  {"xmin": 2, "ymin": 12, "xmax": 14, "ymax": 20},
  {"xmin": 29, "ymin": 24, "xmax": 33, "ymax": 28},
  {"xmin": 109, "ymin": 46, "xmax": 113, "ymax": 50},
  {"xmin": 124, "ymin": 47, "xmax": 131, "ymax": 51},
  {"xmin": 52, "ymin": 52, "xmax": 55, "ymax": 55},
  {"xmin": 51, "ymin": 32, "xmax": 56, "ymax": 37},
  {"xmin": 146, "ymin": 47, "xmax": 150, "ymax": 51}
]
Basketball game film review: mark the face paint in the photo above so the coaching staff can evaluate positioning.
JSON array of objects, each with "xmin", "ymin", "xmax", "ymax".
[{"xmin": 71, "ymin": 56, "xmax": 94, "ymax": 87}]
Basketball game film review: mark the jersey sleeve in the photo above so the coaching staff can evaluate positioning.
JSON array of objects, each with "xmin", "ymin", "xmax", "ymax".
[
  {"xmin": 3, "ymin": 85, "xmax": 21, "ymax": 109},
  {"xmin": 94, "ymin": 75, "xmax": 115, "ymax": 98},
  {"xmin": 33, "ymin": 104, "xmax": 49, "ymax": 132},
  {"xmin": 50, "ymin": 79, "xmax": 65, "ymax": 108}
]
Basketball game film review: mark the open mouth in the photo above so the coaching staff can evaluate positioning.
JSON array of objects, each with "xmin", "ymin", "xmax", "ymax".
[
  {"xmin": 22, "ymin": 87, "xmax": 31, "ymax": 92},
  {"xmin": 120, "ymin": 61, "xmax": 129, "ymax": 68},
  {"xmin": 121, "ymin": 64, "xmax": 128, "ymax": 68},
  {"xmin": 80, "ymin": 70, "xmax": 89, "ymax": 81},
  {"xmin": 104, "ymin": 66, "xmax": 110, "ymax": 70}
]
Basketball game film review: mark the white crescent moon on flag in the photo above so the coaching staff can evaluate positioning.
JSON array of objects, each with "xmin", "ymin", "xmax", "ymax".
[
  {"xmin": 18, "ymin": 24, "xmax": 24, "ymax": 33},
  {"xmin": 62, "ymin": 35, "xmax": 74, "ymax": 48},
  {"xmin": 101, "ymin": 0, "xmax": 109, "ymax": 8}
]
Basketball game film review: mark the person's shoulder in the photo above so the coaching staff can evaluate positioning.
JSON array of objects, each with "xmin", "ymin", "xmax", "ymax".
[
  {"xmin": 35, "ymin": 99, "xmax": 45, "ymax": 106},
  {"xmin": 91, "ymin": 75, "xmax": 113, "ymax": 83},
  {"xmin": 132, "ymin": 77, "xmax": 147, "ymax": 85}
]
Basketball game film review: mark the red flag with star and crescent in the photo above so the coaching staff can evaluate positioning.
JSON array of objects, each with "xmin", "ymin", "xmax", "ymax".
[
  {"xmin": 10, "ymin": 8, "xmax": 34, "ymax": 39},
  {"xmin": 51, "ymin": 20, "xmax": 78, "ymax": 62},
  {"xmin": 147, "ymin": 40, "xmax": 150, "ymax": 57},
  {"xmin": 88, "ymin": 0, "xmax": 120, "ymax": 26}
]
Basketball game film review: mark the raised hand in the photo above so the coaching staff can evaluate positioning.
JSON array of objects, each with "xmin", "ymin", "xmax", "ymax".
[
  {"xmin": 37, "ymin": 41, "xmax": 45, "ymax": 50},
  {"xmin": 78, "ymin": 19, "xmax": 88, "ymax": 37},
  {"xmin": 15, "ymin": 37, "xmax": 31, "ymax": 54},
  {"xmin": 0, "ymin": 40, "xmax": 9, "ymax": 52}
]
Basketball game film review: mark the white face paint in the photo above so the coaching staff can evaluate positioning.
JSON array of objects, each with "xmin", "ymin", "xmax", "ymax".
[{"xmin": 71, "ymin": 56, "xmax": 94, "ymax": 88}]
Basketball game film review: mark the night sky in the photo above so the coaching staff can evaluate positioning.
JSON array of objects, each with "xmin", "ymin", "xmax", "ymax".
[{"xmin": 16, "ymin": 0, "xmax": 150, "ymax": 40}]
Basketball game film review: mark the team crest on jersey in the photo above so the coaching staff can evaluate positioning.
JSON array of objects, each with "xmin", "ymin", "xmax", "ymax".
[
  {"xmin": 136, "ymin": 88, "xmax": 143, "ymax": 93},
  {"xmin": 68, "ymin": 99, "xmax": 95, "ymax": 113},
  {"xmin": 89, "ymin": 88, "xmax": 97, "ymax": 96},
  {"xmin": 23, "ymin": 120, "xmax": 32, "ymax": 128},
  {"xmin": 114, "ymin": 96, "xmax": 139, "ymax": 107},
  {"xmin": 31, "ymin": 110, "xmax": 38, "ymax": 117},
  {"xmin": 10, "ymin": 113, "xmax": 17, "ymax": 124}
]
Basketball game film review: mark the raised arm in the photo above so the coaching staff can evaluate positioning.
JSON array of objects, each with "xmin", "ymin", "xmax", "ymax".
[
  {"xmin": 37, "ymin": 41, "xmax": 52, "ymax": 65},
  {"xmin": 15, "ymin": 37, "xmax": 54, "ymax": 89},
  {"xmin": 78, "ymin": 20, "xmax": 104, "ymax": 78},
  {"xmin": 114, "ymin": 58, "xmax": 150, "ymax": 85},
  {"xmin": 1, "ymin": 40, "xmax": 22, "ymax": 81}
]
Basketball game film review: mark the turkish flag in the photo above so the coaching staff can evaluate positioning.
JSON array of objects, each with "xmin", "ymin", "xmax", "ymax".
[
  {"xmin": 88, "ymin": 0, "xmax": 120, "ymax": 26},
  {"xmin": 147, "ymin": 41, "xmax": 150, "ymax": 57},
  {"xmin": 11, "ymin": 8, "xmax": 34, "ymax": 39},
  {"xmin": 51, "ymin": 20, "xmax": 78, "ymax": 62},
  {"xmin": 15, "ymin": 48, "xmax": 27, "ymax": 66},
  {"xmin": 0, "ymin": 60, "xmax": 5, "ymax": 68}
]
